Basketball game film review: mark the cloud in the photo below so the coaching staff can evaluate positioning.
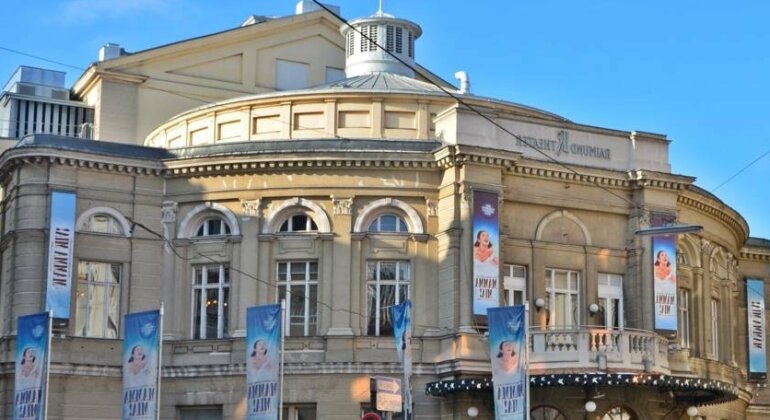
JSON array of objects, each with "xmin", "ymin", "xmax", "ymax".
[{"xmin": 60, "ymin": 0, "xmax": 176, "ymax": 23}]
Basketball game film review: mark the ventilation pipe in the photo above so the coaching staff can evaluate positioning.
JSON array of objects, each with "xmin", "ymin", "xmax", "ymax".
[
  {"xmin": 98, "ymin": 43, "xmax": 125, "ymax": 62},
  {"xmin": 454, "ymin": 71, "xmax": 471, "ymax": 94}
]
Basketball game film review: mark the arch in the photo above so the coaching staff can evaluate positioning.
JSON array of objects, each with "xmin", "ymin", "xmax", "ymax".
[
  {"xmin": 535, "ymin": 209, "xmax": 592, "ymax": 246},
  {"xmin": 678, "ymin": 234, "xmax": 702, "ymax": 268},
  {"xmin": 530, "ymin": 405, "xmax": 567, "ymax": 420},
  {"xmin": 76, "ymin": 206, "xmax": 132, "ymax": 237},
  {"xmin": 709, "ymin": 245, "xmax": 728, "ymax": 279},
  {"xmin": 600, "ymin": 405, "xmax": 639, "ymax": 420},
  {"xmin": 262, "ymin": 197, "xmax": 331, "ymax": 234},
  {"xmin": 353, "ymin": 198, "xmax": 424, "ymax": 234},
  {"xmin": 178, "ymin": 202, "xmax": 240, "ymax": 238}
]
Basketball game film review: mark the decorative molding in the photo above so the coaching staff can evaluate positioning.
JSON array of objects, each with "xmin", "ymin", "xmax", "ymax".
[
  {"xmin": 425, "ymin": 199, "xmax": 438, "ymax": 217},
  {"xmin": 353, "ymin": 197, "xmax": 424, "ymax": 234},
  {"xmin": 177, "ymin": 202, "xmax": 241, "ymax": 238},
  {"xmin": 678, "ymin": 194, "xmax": 748, "ymax": 244},
  {"xmin": 240, "ymin": 199, "xmax": 261, "ymax": 218},
  {"xmin": 262, "ymin": 197, "xmax": 332, "ymax": 234},
  {"xmin": 75, "ymin": 206, "xmax": 133, "ymax": 237},
  {"xmin": 331, "ymin": 196, "xmax": 353, "ymax": 215},
  {"xmin": 514, "ymin": 165, "xmax": 630, "ymax": 188},
  {"xmin": 166, "ymin": 157, "xmax": 437, "ymax": 177},
  {"xmin": 161, "ymin": 201, "xmax": 178, "ymax": 224}
]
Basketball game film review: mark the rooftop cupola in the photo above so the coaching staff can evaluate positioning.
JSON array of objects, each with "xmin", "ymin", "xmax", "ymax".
[{"xmin": 340, "ymin": 6, "xmax": 422, "ymax": 78}]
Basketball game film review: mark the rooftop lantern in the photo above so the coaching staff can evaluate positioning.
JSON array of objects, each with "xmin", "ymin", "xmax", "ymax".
[{"xmin": 340, "ymin": 3, "xmax": 422, "ymax": 78}]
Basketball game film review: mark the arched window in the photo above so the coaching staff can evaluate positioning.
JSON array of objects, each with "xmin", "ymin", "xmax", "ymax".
[
  {"xmin": 194, "ymin": 217, "xmax": 231, "ymax": 237},
  {"xmin": 83, "ymin": 214, "xmax": 123, "ymax": 235},
  {"xmin": 601, "ymin": 406, "xmax": 638, "ymax": 420},
  {"xmin": 279, "ymin": 214, "xmax": 318, "ymax": 233},
  {"xmin": 530, "ymin": 406, "xmax": 567, "ymax": 420},
  {"xmin": 367, "ymin": 214, "xmax": 408, "ymax": 233}
]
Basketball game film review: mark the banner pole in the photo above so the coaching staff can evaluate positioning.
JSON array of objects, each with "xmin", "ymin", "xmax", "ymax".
[
  {"xmin": 525, "ymin": 303, "xmax": 530, "ymax": 420},
  {"xmin": 43, "ymin": 311, "xmax": 53, "ymax": 420},
  {"xmin": 157, "ymin": 303, "xmax": 165, "ymax": 420},
  {"xmin": 279, "ymin": 299, "xmax": 286, "ymax": 420}
]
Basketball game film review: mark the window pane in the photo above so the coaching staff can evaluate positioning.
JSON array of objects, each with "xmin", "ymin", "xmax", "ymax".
[
  {"xmin": 205, "ymin": 289, "xmax": 218, "ymax": 339},
  {"xmin": 398, "ymin": 262, "xmax": 409, "ymax": 281},
  {"xmin": 106, "ymin": 284, "xmax": 119, "ymax": 338},
  {"xmin": 308, "ymin": 284, "xmax": 317, "ymax": 336},
  {"xmin": 290, "ymin": 285, "xmax": 305, "ymax": 336},
  {"xmin": 380, "ymin": 215, "xmax": 397, "ymax": 231},
  {"xmin": 555, "ymin": 271, "xmax": 567, "ymax": 289},
  {"xmin": 293, "ymin": 215, "xmax": 308, "ymax": 231},
  {"xmin": 379, "ymin": 284, "xmax": 396, "ymax": 336},
  {"xmin": 379, "ymin": 262, "xmax": 396, "ymax": 281},
  {"xmin": 194, "ymin": 289, "xmax": 202, "ymax": 339},
  {"xmin": 222, "ymin": 287, "xmax": 229, "ymax": 336},
  {"xmin": 206, "ymin": 267, "xmax": 219, "ymax": 284},
  {"xmin": 399, "ymin": 219, "xmax": 408, "ymax": 232},
  {"xmin": 278, "ymin": 263, "xmax": 287, "ymax": 281},
  {"xmin": 291, "ymin": 263, "xmax": 306, "ymax": 281},
  {"xmin": 208, "ymin": 219, "xmax": 222, "ymax": 236},
  {"xmin": 367, "ymin": 284, "xmax": 378, "ymax": 335},
  {"xmin": 194, "ymin": 267, "xmax": 204, "ymax": 285}
]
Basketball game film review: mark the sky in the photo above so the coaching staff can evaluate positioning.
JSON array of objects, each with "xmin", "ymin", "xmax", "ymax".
[{"xmin": 1, "ymin": 0, "xmax": 768, "ymax": 240}]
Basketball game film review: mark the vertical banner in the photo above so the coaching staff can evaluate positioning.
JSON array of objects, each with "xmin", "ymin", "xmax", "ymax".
[
  {"xmin": 652, "ymin": 235, "xmax": 677, "ymax": 333},
  {"xmin": 487, "ymin": 306, "xmax": 526, "ymax": 420},
  {"xmin": 391, "ymin": 300, "xmax": 412, "ymax": 417},
  {"xmin": 747, "ymin": 279, "xmax": 767, "ymax": 380},
  {"xmin": 473, "ymin": 190, "xmax": 500, "ymax": 316},
  {"xmin": 246, "ymin": 304, "xmax": 281, "ymax": 420},
  {"xmin": 14, "ymin": 312, "xmax": 51, "ymax": 420},
  {"xmin": 123, "ymin": 310, "xmax": 161, "ymax": 420},
  {"xmin": 46, "ymin": 191, "xmax": 76, "ymax": 319}
]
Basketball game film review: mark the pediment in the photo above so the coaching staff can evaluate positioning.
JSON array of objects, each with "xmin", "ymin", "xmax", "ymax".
[{"xmin": 166, "ymin": 54, "xmax": 243, "ymax": 84}]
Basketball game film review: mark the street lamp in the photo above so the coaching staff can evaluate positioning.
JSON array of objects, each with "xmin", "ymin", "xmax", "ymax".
[{"xmin": 635, "ymin": 224, "xmax": 703, "ymax": 236}]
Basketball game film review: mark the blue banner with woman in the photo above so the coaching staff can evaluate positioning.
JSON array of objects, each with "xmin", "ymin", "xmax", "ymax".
[
  {"xmin": 487, "ymin": 305, "xmax": 526, "ymax": 420},
  {"xmin": 122, "ymin": 310, "xmax": 161, "ymax": 420},
  {"xmin": 391, "ymin": 299, "xmax": 412, "ymax": 416},
  {"xmin": 246, "ymin": 304, "xmax": 281, "ymax": 420},
  {"xmin": 652, "ymin": 235, "xmax": 677, "ymax": 333},
  {"xmin": 14, "ymin": 312, "xmax": 51, "ymax": 420},
  {"xmin": 473, "ymin": 190, "xmax": 500, "ymax": 316}
]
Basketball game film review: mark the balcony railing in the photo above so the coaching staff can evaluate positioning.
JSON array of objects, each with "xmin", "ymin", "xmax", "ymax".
[{"xmin": 528, "ymin": 326, "xmax": 669, "ymax": 374}]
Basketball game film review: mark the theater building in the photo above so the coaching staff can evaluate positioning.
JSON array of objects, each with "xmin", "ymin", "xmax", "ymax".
[{"xmin": 0, "ymin": 2, "xmax": 768, "ymax": 419}]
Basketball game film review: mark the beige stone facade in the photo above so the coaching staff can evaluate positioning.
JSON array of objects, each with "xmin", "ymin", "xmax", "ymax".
[{"xmin": 0, "ymin": 6, "xmax": 768, "ymax": 420}]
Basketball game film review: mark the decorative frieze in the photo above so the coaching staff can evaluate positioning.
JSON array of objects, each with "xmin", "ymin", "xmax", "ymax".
[
  {"xmin": 240, "ymin": 199, "xmax": 261, "ymax": 218},
  {"xmin": 331, "ymin": 196, "xmax": 353, "ymax": 215}
]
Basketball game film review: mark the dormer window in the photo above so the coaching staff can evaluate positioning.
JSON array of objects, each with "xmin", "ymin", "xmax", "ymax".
[
  {"xmin": 367, "ymin": 214, "xmax": 408, "ymax": 233},
  {"xmin": 195, "ymin": 217, "xmax": 231, "ymax": 237},
  {"xmin": 280, "ymin": 214, "xmax": 318, "ymax": 233}
]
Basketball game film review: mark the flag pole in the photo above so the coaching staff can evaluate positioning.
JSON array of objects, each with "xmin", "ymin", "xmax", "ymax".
[
  {"xmin": 43, "ymin": 311, "xmax": 53, "ymax": 420},
  {"xmin": 279, "ymin": 299, "xmax": 286, "ymax": 420}
]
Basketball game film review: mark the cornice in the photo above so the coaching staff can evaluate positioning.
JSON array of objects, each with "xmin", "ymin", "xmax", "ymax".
[
  {"xmin": 512, "ymin": 164, "xmax": 630, "ymax": 188},
  {"xmin": 0, "ymin": 149, "xmax": 164, "ymax": 177},
  {"xmin": 678, "ymin": 190, "xmax": 749, "ymax": 245},
  {"xmin": 740, "ymin": 248, "xmax": 770, "ymax": 262}
]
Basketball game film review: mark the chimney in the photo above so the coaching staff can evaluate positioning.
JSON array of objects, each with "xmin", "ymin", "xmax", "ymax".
[
  {"xmin": 98, "ymin": 43, "xmax": 125, "ymax": 62},
  {"xmin": 296, "ymin": 0, "xmax": 339, "ymax": 15}
]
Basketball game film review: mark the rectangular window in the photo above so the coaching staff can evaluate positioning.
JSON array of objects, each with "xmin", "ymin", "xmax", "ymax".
[
  {"xmin": 75, "ymin": 261, "xmax": 121, "ymax": 338},
  {"xmin": 367, "ymin": 25, "xmax": 378, "ymax": 51},
  {"xmin": 679, "ymin": 288, "xmax": 690, "ymax": 348},
  {"xmin": 503, "ymin": 264, "xmax": 526, "ymax": 306},
  {"xmin": 360, "ymin": 26, "xmax": 369, "ymax": 52},
  {"xmin": 347, "ymin": 30, "xmax": 355, "ymax": 57},
  {"xmin": 545, "ymin": 268, "xmax": 579, "ymax": 329},
  {"xmin": 711, "ymin": 298, "xmax": 719, "ymax": 358},
  {"xmin": 282, "ymin": 404, "xmax": 317, "ymax": 420},
  {"xmin": 395, "ymin": 27, "xmax": 403, "ymax": 53},
  {"xmin": 408, "ymin": 31, "xmax": 414, "ymax": 58},
  {"xmin": 598, "ymin": 273, "xmax": 623, "ymax": 329},
  {"xmin": 277, "ymin": 261, "xmax": 318, "ymax": 336},
  {"xmin": 192, "ymin": 264, "xmax": 230, "ymax": 339},
  {"xmin": 367, "ymin": 261, "xmax": 410, "ymax": 336}
]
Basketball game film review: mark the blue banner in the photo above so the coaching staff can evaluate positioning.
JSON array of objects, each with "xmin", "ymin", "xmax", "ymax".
[
  {"xmin": 652, "ymin": 235, "xmax": 677, "ymax": 332},
  {"xmin": 747, "ymin": 279, "xmax": 767, "ymax": 380},
  {"xmin": 46, "ymin": 191, "xmax": 76, "ymax": 319},
  {"xmin": 473, "ymin": 190, "xmax": 500, "ymax": 316},
  {"xmin": 246, "ymin": 305, "xmax": 281, "ymax": 420},
  {"xmin": 14, "ymin": 312, "xmax": 51, "ymax": 420},
  {"xmin": 122, "ymin": 310, "xmax": 161, "ymax": 420},
  {"xmin": 488, "ymin": 306, "xmax": 526, "ymax": 420},
  {"xmin": 391, "ymin": 300, "xmax": 412, "ymax": 415}
]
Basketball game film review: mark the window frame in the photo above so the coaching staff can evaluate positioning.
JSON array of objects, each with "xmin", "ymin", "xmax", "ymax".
[
  {"xmin": 83, "ymin": 213, "xmax": 123, "ymax": 235},
  {"xmin": 544, "ymin": 268, "xmax": 580, "ymax": 329},
  {"xmin": 503, "ymin": 264, "xmax": 527, "ymax": 306},
  {"xmin": 194, "ymin": 217, "xmax": 232, "ymax": 238},
  {"xmin": 366, "ymin": 260, "xmax": 410, "ymax": 336},
  {"xmin": 597, "ymin": 273, "xmax": 624, "ymax": 330},
  {"xmin": 678, "ymin": 288, "xmax": 690, "ymax": 348},
  {"xmin": 74, "ymin": 260, "xmax": 122, "ymax": 338},
  {"xmin": 279, "ymin": 213, "xmax": 319, "ymax": 233},
  {"xmin": 711, "ymin": 297, "xmax": 719, "ymax": 358},
  {"xmin": 191, "ymin": 263, "xmax": 230, "ymax": 340},
  {"xmin": 277, "ymin": 260, "xmax": 319, "ymax": 337},
  {"xmin": 367, "ymin": 213, "xmax": 409, "ymax": 233}
]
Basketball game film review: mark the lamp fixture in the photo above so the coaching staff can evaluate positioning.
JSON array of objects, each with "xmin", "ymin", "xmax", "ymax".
[
  {"xmin": 467, "ymin": 406, "xmax": 479, "ymax": 418},
  {"xmin": 635, "ymin": 224, "xmax": 703, "ymax": 236},
  {"xmin": 589, "ymin": 303, "xmax": 599, "ymax": 314},
  {"xmin": 585, "ymin": 400, "xmax": 597, "ymax": 413},
  {"xmin": 686, "ymin": 406, "xmax": 698, "ymax": 418},
  {"xmin": 534, "ymin": 298, "xmax": 545, "ymax": 310}
]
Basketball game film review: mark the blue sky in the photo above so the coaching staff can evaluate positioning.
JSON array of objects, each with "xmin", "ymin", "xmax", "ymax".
[{"xmin": 1, "ymin": 0, "xmax": 768, "ymax": 240}]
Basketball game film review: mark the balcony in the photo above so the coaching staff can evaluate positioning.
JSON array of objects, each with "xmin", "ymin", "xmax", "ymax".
[{"xmin": 528, "ymin": 326, "xmax": 670, "ymax": 374}]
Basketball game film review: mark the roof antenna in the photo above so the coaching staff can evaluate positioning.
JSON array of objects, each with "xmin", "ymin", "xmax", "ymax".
[{"xmin": 377, "ymin": 0, "xmax": 383, "ymax": 15}]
